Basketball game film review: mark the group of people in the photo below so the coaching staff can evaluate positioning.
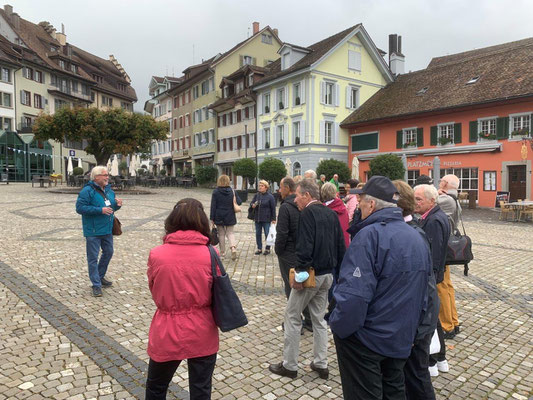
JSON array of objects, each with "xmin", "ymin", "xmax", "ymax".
[{"xmin": 75, "ymin": 165, "xmax": 461, "ymax": 399}]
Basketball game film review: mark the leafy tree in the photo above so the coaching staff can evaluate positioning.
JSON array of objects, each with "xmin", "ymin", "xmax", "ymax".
[
  {"xmin": 368, "ymin": 154, "xmax": 405, "ymax": 180},
  {"xmin": 316, "ymin": 159, "xmax": 351, "ymax": 182},
  {"xmin": 32, "ymin": 107, "xmax": 168, "ymax": 165},
  {"xmin": 233, "ymin": 158, "xmax": 257, "ymax": 189},
  {"xmin": 118, "ymin": 161, "xmax": 128, "ymax": 175},
  {"xmin": 259, "ymin": 157, "xmax": 286, "ymax": 188},
  {"xmin": 73, "ymin": 167, "xmax": 84, "ymax": 176},
  {"xmin": 195, "ymin": 165, "xmax": 217, "ymax": 184}
]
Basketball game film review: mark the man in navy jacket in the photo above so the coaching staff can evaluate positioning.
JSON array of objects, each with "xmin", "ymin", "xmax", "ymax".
[{"xmin": 329, "ymin": 176, "xmax": 431, "ymax": 400}]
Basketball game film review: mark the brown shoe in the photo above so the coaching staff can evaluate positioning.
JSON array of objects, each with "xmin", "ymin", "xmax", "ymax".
[
  {"xmin": 310, "ymin": 362, "xmax": 329, "ymax": 379},
  {"xmin": 268, "ymin": 362, "xmax": 297, "ymax": 378}
]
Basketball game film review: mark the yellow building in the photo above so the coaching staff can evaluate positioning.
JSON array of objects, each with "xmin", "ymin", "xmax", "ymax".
[{"xmin": 254, "ymin": 24, "xmax": 394, "ymax": 175}]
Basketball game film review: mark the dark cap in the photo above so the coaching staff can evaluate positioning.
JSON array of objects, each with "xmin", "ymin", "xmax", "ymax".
[
  {"xmin": 354, "ymin": 175, "xmax": 399, "ymax": 203},
  {"xmin": 415, "ymin": 174, "xmax": 433, "ymax": 186}
]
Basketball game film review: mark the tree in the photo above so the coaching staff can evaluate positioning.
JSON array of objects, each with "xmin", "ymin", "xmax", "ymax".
[
  {"xmin": 316, "ymin": 159, "xmax": 351, "ymax": 182},
  {"xmin": 195, "ymin": 165, "xmax": 217, "ymax": 185},
  {"xmin": 32, "ymin": 107, "xmax": 168, "ymax": 165},
  {"xmin": 233, "ymin": 158, "xmax": 257, "ymax": 189},
  {"xmin": 259, "ymin": 157, "xmax": 286, "ymax": 188},
  {"xmin": 368, "ymin": 154, "xmax": 405, "ymax": 181}
]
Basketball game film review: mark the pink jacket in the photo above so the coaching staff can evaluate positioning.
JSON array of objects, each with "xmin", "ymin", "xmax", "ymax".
[
  {"xmin": 344, "ymin": 194, "xmax": 359, "ymax": 223},
  {"xmin": 147, "ymin": 230, "xmax": 219, "ymax": 362},
  {"xmin": 326, "ymin": 197, "xmax": 350, "ymax": 248}
]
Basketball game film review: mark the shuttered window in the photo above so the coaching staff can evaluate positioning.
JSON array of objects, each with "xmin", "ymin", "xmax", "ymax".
[{"xmin": 351, "ymin": 132, "xmax": 378, "ymax": 152}]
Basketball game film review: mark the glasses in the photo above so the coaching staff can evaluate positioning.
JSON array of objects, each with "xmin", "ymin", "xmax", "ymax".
[{"xmin": 97, "ymin": 174, "xmax": 109, "ymax": 177}]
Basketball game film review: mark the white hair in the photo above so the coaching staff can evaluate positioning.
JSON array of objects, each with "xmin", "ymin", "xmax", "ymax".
[
  {"xmin": 443, "ymin": 174, "xmax": 460, "ymax": 189},
  {"xmin": 304, "ymin": 169, "xmax": 317, "ymax": 180},
  {"xmin": 414, "ymin": 184, "xmax": 438, "ymax": 202},
  {"xmin": 321, "ymin": 182, "xmax": 337, "ymax": 202},
  {"xmin": 90, "ymin": 166, "xmax": 108, "ymax": 180},
  {"xmin": 363, "ymin": 194, "xmax": 397, "ymax": 211}
]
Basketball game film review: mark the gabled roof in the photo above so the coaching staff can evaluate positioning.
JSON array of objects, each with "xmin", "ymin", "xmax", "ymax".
[
  {"xmin": 254, "ymin": 24, "xmax": 393, "ymax": 88},
  {"xmin": 0, "ymin": 35, "xmax": 22, "ymax": 66},
  {"xmin": 341, "ymin": 37, "xmax": 533, "ymax": 127}
]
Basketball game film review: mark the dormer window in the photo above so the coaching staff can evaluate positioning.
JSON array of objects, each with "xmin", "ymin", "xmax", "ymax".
[
  {"xmin": 223, "ymin": 86, "xmax": 229, "ymax": 98},
  {"xmin": 50, "ymin": 45, "xmax": 58, "ymax": 52},
  {"xmin": 70, "ymin": 64, "xmax": 78, "ymax": 74},
  {"xmin": 117, "ymin": 83, "xmax": 126, "ymax": 92},
  {"xmin": 248, "ymin": 74, "xmax": 254, "ymax": 87},
  {"xmin": 92, "ymin": 74, "xmax": 103, "ymax": 84},
  {"xmin": 466, "ymin": 76, "xmax": 480, "ymax": 85},
  {"xmin": 236, "ymin": 81, "xmax": 244, "ymax": 93},
  {"xmin": 281, "ymin": 52, "xmax": 290, "ymax": 70},
  {"xmin": 243, "ymin": 56, "xmax": 253, "ymax": 65},
  {"xmin": 417, "ymin": 87, "xmax": 428, "ymax": 95}
]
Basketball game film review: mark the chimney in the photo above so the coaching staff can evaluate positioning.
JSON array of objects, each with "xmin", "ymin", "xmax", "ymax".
[
  {"xmin": 10, "ymin": 12, "xmax": 19, "ymax": 30},
  {"xmin": 56, "ymin": 31, "xmax": 66, "ymax": 46},
  {"xmin": 388, "ymin": 34, "xmax": 405, "ymax": 76},
  {"xmin": 252, "ymin": 22, "xmax": 259, "ymax": 35},
  {"xmin": 4, "ymin": 4, "xmax": 13, "ymax": 15}
]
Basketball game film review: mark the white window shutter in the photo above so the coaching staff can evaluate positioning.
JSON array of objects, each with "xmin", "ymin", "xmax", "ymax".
[
  {"xmin": 259, "ymin": 129, "xmax": 263, "ymax": 150},
  {"xmin": 257, "ymin": 94, "xmax": 262, "ymax": 116},
  {"xmin": 355, "ymin": 88, "xmax": 360, "ymax": 108},
  {"xmin": 319, "ymin": 120, "xmax": 325, "ymax": 144},
  {"xmin": 335, "ymin": 84, "xmax": 340, "ymax": 106},
  {"xmin": 273, "ymin": 90, "xmax": 278, "ymax": 112},
  {"xmin": 320, "ymin": 82, "xmax": 325, "ymax": 104},
  {"xmin": 300, "ymin": 80, "xmax": 306, "ymax": 104},
  {"xmin": 285, "ymin": 85, "xmax": 288, "ymax": 109},
  {"xmin": 346, "ymin": 86, "xmax": 351, "ymax": 109},
  {"xmin": 300, "ymin": 120, "xmax": 306, "ymax": 144},
  {"xmin": 335, "ymin": 123, "xmax": 340, "ymax": 144},
  {"xmin": 284, "ymin": 123, "xmax": 288, "ymax": 144}
]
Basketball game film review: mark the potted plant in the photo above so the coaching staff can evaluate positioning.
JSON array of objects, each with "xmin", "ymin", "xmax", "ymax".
[
  {"xmin": 233, "ymin": 158, "xmax": 258, "ymax": 202},
  {"xmin": 73, "ymin": 167, "xmax": 84, "ymax": 176},
  {"xmin": 295, "ymin": 97, "xmax": 301, "ymax": 106},
  {"xmin": 479, "ymin": 132, "xmax": 497, "ymax": 140},
  {"xmin": 439, "ymin": 137, "xmax": 453, "ymax": 145},
  {"xmin": 279, "ymin": 139, "xmax": 284, "ymax": 147},
  {"xmin": 403, "ymin": 141, "xmax": 416, "ymax": 148},
  {"xmin": 511, "ymin": 128, "xmax": 530, "ymax": 137},
  {"xmin": 264, "ymin": 106, "xmax": 270, "ymax": 113},
  {"xmin": 295, "ymin": 136, "xmax": 300, "ymax": 145}
]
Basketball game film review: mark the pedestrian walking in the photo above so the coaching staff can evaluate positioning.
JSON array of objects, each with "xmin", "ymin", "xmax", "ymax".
[
  {"xmin": 75, "ymin": 166, "xmax": 122, "ymax": 297},
  {"xmin": 414, "ymin": 184, "xmax": 451, "ymax": 378},
  {"xmin": 145, "ymin": 198, "xmax": 218, "ymax": 400},
  {"xmin": 210, "ymin": 174, "xmax": 242, "ymax": 260},
  {"xmin": 321, "ymin": 182, "xmax": 350, "ymax": 248},
  {"xmin": 329, "ymin": 176, "xmax": 432, "ymax": 400},
  {"xmin": 269, "ymin": 179, "xmax": 345, "ymax": 379},
  {"xmin": 393, "ymin": 180, "xmax": 439, "ymax": 400},
  {"xmin": 250, "ymin": 180, "xmax": 276, "ymax": 255}
]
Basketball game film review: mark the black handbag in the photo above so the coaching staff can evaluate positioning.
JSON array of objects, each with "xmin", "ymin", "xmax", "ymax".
[
  {"xmin": 247, "ymin": 204, "xmax": 255, "ymax": 220},
  {"xmin": 208, "ymin": 246, "xmax": 248, "ymax": 332},
  {"xmin": 210, "ymin": 227, "xmax": 219, "ymax": 246},
  {"xmin": 445, "ymin": 200, "xmax": 473, "ymax": 275}
]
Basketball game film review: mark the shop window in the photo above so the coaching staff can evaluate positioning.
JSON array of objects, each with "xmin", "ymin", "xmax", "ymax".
[{"xmin": 407, "ymin": 170, "xmax": 420, "ymax": 187}]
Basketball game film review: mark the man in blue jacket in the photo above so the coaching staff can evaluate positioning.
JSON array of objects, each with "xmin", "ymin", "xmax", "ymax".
[
  {"xmin": 76, "ymin": 166, "xmax": 122, "ymax": 297},
  {"xmin": 329, "ymin": 176, "xmax": 432, "ymax": 400}
]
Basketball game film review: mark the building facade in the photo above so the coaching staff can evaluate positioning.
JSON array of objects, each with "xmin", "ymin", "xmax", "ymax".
[
  {"xmin": 342, "ymin": 37, "xmax": 533, "ymax": 207},
  {"xmin": 254, "ymin": 24, "xmax": 393, "ymax": 175}
]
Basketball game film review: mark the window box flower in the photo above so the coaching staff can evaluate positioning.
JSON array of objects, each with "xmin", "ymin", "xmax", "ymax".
[
  {"xmin": 403, "ymin": 141, "xmax": 417, "ymax": 148},
  {"xmin": 479, "ymin": 132, "xmax": 497, "ymax": 140},
  {"xmin": 511, "ymin": 128, "xmax": 530, "ymax": 137},
  {"xmin": 439, "ymin": 137, "xmax": 453, "ymax": 145},
  {"xmin": 279, "ymin": 139, "xmax": 284, "ymax": 147},
  {"xmin": 265, "ymin": 142, "xmax": 270, "ymax": 149},
  {"xmin": 295, "ymin": 136, "xmax": 300, "ymax": 145}
]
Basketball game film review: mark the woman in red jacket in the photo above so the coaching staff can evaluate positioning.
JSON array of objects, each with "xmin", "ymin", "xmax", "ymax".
[
  {"xmin": 321, "ymin": 182, "xmax": 350, "ymax": 248},
  {"xmin": 145, "ymin": 198, "xmax": 218, "ymax": 400}
]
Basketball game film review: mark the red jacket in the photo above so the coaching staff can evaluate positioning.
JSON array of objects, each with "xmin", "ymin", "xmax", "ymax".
[
  {"xmin": 326, "ymin": 198, "xmax": 350, "ymax": 248},
  {"xmin": 147, "ymin": 230, "xmax": 219, "ymax": 362}
]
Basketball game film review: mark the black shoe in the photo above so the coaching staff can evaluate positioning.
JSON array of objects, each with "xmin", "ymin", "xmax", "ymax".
[
  {"xmin": 101, "ymin": 277, "xmax": 113, "ymax": 287},
  {"xmin": 255, "ymin": 250, "xmax": 262, "ymax": 255},
  {"xmin": 443, "ymin": 330, "xmax": 456, "ymax": 340},
  {"xmin": 310, "ymin": 362, "xmax": 329, "ymax": 379},
  {"xmin": 454, "ymin": 325, "xmax": 460, "ymax": 334},
  {"xmin": 92, "ymin": 286, "xmax": 103, "ymax": 297},
  {"xmin": 263, "ymin": 249, "xmax": 270, "ymax": 255},
  {"xmin": 302, "ymin": 321, "xmax": 313, "ymax": 332},
  {"xmin": 269, "ymin": 362, "xmax": 297, "ymax": 378}
]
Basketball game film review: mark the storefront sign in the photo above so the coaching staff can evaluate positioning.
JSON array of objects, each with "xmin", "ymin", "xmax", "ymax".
[
  {"xmin": 69, "ymin": 150, "xmax": 75, "ymax": 157},
  {"xmin": 495, "ymin": 191, "xmax": 510, "ymax": 208},
  {"xmin": 408, "ymin": 160, "xmax": 463, "ymax": 168}
]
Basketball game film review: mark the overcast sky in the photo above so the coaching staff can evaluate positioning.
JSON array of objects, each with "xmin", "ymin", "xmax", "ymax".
[{"xmin": 8, "ymin": 0, "xmax": 533, "ymax": 111}]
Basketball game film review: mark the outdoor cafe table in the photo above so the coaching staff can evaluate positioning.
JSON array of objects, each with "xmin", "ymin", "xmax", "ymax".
[{"xmin": 507, "ymin": 201, "xmax": 533, "ymax": 221}]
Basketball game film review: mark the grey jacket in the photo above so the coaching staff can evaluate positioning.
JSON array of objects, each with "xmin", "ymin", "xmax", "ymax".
[{"xmin": 438, "ymin": 189, "xmax": 461, "ymax": 232}]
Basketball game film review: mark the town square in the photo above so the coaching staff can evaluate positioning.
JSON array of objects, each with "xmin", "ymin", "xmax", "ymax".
[{"xmin": 1, "ymin": 0, "xmax": 533, "ymax": 399}]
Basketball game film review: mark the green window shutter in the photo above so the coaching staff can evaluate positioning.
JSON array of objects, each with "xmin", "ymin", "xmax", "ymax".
[
  {"xmin": 430, "ymin": 126, "xmax": 438, "ymax": 145},
  {"xmin": 496, "ymin": 117, "xmax": 509, "ymax": 139},
  {"xmin": 416, "ymin": 127, "xmax": 424, "ymax": 147},
  {"xmin": 396, "ymin": 130, "xmax": 403, "ymax": 149},
  {"xmin": 453, "ymin": 123, "xmax": 462, "ymax": 144},
  {"xmin": 353, "ymin": 133, "xmax": 379, "ymax": 152},
  {"xmin": 469, "ymin": 121, "xmax": 478, "ymax": 142}
]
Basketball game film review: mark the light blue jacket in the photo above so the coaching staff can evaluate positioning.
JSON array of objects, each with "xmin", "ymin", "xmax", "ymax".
[{"xmin": 76, "ymin": 181, "xmax": 121, "ymax": 237}]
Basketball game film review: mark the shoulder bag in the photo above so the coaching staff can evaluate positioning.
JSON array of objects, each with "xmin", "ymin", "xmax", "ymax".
[
  {"xmin": 445, "ymin": 199, "xmax": 473, "ymax": 275},
  {"xmin": 210, "ymin": 226, "xmax": 219, "ymax": 246},
  {"xmin": 232, "ymin": 189, "xmax": 242, "ymax": 213},
  {"xmin": 208, "ymin": 245, "xmax": 248, "ymax": 332},
  {"xmin": 288, "ymin": 267, "xmax": 316, "ymax": 288},
  {"xmin": 94, "ymin": 187, "xmax": 122, "ymax": 236}
]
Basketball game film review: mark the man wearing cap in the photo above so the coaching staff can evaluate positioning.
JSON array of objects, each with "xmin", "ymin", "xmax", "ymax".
[{"xmin": 329, "ymin": 176, "xmax": 432, "ymax": 400}]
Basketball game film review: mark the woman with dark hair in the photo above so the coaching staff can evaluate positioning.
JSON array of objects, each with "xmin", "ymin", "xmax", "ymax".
[
  {"xmin": 343, "ymin": 178, "xmax": 359, "ymax": 223},
  {"xmin": 145, "ymin": 198, "xmax": 219, "ymax": 400},
  {"xmin": 210, "ymin": 174, "xmax": 242, "ymax": 260}
]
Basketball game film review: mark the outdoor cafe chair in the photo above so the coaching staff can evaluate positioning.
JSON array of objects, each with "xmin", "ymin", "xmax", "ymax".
[
  {"xmin": 518, "ymin": 205, "xmax": 533, "ymax": 222},
  {"xmin": 499, "ymin": 201, "xmax": 513, "ymax": 221}
]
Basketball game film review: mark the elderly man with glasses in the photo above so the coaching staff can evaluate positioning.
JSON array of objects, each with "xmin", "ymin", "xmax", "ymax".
[{"xmin": 76, "ymin": 165, "xmax": 122, "ymax": 297}]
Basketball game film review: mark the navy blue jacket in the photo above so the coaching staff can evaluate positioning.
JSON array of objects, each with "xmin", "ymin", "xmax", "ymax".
[
  {"xmin": 210, "ymin": 187, "xmax": 242, "ymax": 226},
  {"xmin": 418, "ymin": 205, "xmax": 451, "ymax": 284},
  {"xmin": 251, "ymin": 192, "xmax": 276, "ymax": 223},
  {"xmin": 329, "ymin": 207, "xmax": 431, "ymax": 359},
  {"xmin": 76, "ymin": 181, "xmax": 121, "ymax": 237}
]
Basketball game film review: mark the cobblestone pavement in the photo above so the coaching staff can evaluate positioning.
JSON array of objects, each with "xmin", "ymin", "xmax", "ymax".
[{"xmin": 0, "ymin": 184, "xmax": 531, "ymax": 400}]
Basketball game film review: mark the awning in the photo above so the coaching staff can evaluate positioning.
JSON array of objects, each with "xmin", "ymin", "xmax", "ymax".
[{"xmin": 191, "ymin": 152, "xmax": 215, "ymax": 160}]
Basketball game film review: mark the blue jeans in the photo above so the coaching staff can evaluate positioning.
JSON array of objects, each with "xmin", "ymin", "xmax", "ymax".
[
  {"xmin": 86, "ymin": 234, "xmax": 114, "ymax": 288},
  {"xmin": 255, "ymin": 222, "xmax": 271, "ymax": 250}
]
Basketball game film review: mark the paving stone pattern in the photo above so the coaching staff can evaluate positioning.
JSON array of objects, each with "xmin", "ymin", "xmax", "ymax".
[{"xmin": 0, "ymin": 184, "xmax": 531, "ymax": 399}]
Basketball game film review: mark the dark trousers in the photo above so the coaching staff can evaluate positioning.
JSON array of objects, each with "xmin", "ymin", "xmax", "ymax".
[
  {"xmin": 145, "ymin": 354, "xmax": 217, "ymax": 400},
  {"xmin": 429, "ymin": 321, "xmax": 446, "ymax": 366},
  {"xmin": 334, "ymin": 334, "xmax": 407, "ymax": 400},
  {"xmin": 277, "ymin": 254, "xmax": 311, "ymax": 325},
  {"xmin": 404, "ymin": 332, "xmax": 436, "ymax": 400}
]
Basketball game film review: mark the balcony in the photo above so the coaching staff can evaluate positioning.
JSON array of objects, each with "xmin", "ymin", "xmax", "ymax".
[{"xmin": 19, "ymin": 118, "xmax": 34, "ymax": 133}]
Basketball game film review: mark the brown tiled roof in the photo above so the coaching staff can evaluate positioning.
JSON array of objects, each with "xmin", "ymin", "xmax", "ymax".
[
  {"xmin": 152, "ymin": 76, "xmax": 164, "ymax": 83},
  {"xmin": 0, "ymin": 35, "xmax": 22, "ymax": 66},
  {"xmin": 341, "ymin": 37, "xmax": 533, "ymax": 127},
  {"xmin": 254, "ymin": 24, "xmax": 361, "ymax": 86}
]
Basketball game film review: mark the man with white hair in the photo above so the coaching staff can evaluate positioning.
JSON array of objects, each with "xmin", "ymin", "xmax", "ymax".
[
  {"xmin": 304, "ymin": 169, "xmax": 317, "ymax": 180},
  {"xmin": 414, "ymin": 184, "xmax": 451, "ymax": 377},
  {"xmin": 76, "ymin": 166, "xmax": 122, "ymax": 297},
  {"xmin": 329, "ymin": 176, "xmax": 432, "ymax": 399},
  {"xmin": 437, "ymin": 174, "xmax": 462, "ymax": 339}
]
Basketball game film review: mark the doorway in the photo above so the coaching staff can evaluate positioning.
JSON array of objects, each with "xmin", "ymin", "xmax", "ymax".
[{"xmin": 508, "ymin": 165, "xmax": 526, "ymax": 201}]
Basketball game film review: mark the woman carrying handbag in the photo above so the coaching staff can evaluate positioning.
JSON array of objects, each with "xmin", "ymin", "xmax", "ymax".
[
  {"xmin": 210, "ymin": 175, "xmax": 242, "ymax": 260},
  {"xmin": 145, "ymin": 198, "xmax": 219, "ymax": 399}
]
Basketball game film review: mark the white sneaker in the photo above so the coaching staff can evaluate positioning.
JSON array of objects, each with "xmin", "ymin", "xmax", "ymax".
[
  {"xmin": 428, "ymin": 364, "xmax": 439, "ymax": 377},
  {"xmin": 437, "ymin": 360, "xmax": 449, "ymax": 373}
]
